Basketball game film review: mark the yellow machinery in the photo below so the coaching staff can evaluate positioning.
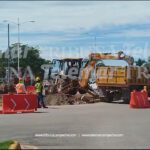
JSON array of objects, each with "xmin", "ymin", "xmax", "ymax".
[
  {"xmin": 79, "ymin": 51, "xmax": 149, "ymax": 103},
  {"xmin": 79, "ymin": 51, "xmax": 134, "ymax": 88}
]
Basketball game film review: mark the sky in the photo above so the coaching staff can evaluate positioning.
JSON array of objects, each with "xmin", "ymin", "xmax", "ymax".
[{"xmin": 0, "ymin": 1, "xmax": 150, "ymax": 61}]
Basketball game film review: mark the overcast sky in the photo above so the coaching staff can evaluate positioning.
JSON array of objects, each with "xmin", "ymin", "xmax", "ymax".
[{"xmin": 0, "ymin": 1, "xmax": 150, "ymax": 60}]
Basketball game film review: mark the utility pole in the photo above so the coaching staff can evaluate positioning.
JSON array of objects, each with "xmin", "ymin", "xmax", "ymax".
[
  {"xmin": 94, "ymin": 36, "xmax": 97, "ymax": 51},
  {"xmin": 7, "ymin": 24, "xmax": 10, "ymax": 91},
  {"xmin": 3, "ymin": 18, "xmax": 35, "ymax": 78},
  {"xmin": 17, "ymin": 17, "xmax": 20, "ymax": 77},
  {"xmin": 86, "ymin": 33, "xmax": 97, "ymax": 51}
]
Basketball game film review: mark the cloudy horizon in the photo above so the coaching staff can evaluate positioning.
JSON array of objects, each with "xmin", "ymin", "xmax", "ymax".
[{"xmin": 0, "ymin": 1, "xmax": 150, "ymax": 60}]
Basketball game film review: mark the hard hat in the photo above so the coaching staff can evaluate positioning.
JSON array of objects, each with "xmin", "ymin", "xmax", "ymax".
[{"xmin": 36, "ymin": 77, "xmax": 40, "ymax": 81}]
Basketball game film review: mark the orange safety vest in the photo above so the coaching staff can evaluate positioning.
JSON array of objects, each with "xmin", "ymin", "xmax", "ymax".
[{"xmin": 16, "ymin": 83, "xmax": 26, "ymax": 94}]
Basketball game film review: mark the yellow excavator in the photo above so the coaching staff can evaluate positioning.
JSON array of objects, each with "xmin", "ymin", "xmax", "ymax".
[
  {"xmin": 78, "ymin": 51, "xmax": 149, "ymax": 103},
  {"xmin": 79, "ymin": 51, "xmax": 134, "ymax": 88}
]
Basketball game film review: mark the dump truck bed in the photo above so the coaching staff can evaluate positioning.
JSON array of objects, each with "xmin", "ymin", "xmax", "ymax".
[{"xmin": 96, "ymin": 66, "xmax": 149, "ymax": 87}]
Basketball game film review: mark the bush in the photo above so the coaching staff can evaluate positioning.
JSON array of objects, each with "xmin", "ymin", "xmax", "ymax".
[{"xmin": 0, "ymin": 140, "xmax": 14, "ymax": 149}]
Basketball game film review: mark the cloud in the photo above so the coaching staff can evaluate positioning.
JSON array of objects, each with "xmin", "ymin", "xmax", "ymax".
[
  {"xmin": 0, "ymin": 1, "xmax": 150, "ymax": 60},
  {"xmin": 114, "ymin": 29, "xmax": 150, "ymax": 37},
  {"xmin": 0, "ymin": 1, "xmax": 150, "ymax": 32}
]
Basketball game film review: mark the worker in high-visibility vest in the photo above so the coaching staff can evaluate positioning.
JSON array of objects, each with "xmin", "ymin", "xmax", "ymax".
[
  {"xmin": 16, "ymin": 78, "xmax": 27, "ymax": 94},
  {"xmin": 35, "ymin": 77, "xmax": 48, "ymax": 108}
]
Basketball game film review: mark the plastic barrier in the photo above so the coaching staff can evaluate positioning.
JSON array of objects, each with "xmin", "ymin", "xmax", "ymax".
[
  {"xmin": 26, "ymin": 86, "xmax": 35, "ymax": 94},
  {"xmin": 141, "ymin": 90, "xmax": 150, "ymax": 108},
  {"xmin": 1, "ymin": 94, "xmax": 37, "ymax": 114},
  {"xmin": 130, "ymin": 90, "xmax": 150, "ymax": 108}
]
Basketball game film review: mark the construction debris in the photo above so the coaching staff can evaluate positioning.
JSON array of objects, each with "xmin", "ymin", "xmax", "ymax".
[{"xmin": 45, "ymin": 92, "xmax": 100, "ymax": 106}]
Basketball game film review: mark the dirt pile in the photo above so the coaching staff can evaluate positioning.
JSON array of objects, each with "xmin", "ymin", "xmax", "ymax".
[{"xmin": 45, "ymin": 92, "xmax": 100, "ymax": 106}]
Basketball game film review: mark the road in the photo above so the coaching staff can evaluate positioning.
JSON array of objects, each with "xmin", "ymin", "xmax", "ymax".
[{"xmin": 0, "ymin": 102, "xmax": 150, "ymax": 149}]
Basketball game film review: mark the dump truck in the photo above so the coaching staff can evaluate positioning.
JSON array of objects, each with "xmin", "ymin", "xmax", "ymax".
[{"xmin": 79, "ymin": 51, "xmax": 150, "ymax": 103}]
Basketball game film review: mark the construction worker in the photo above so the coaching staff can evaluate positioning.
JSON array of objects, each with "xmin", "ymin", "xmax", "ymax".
[
  {"xmin": 35, "ymin": 77, "xmax": 48, "ymax": 108},
  {"xmin": 16, "ymin": 78, "xmax": 27, "ymax": 94}
]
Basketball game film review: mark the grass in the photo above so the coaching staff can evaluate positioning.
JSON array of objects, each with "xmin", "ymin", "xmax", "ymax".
[{"xmin": 0, "ymin": 140, "xmax": 14, "ymax": 150}]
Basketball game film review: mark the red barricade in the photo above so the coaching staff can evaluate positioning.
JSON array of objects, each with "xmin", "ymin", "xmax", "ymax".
[
  {"xmin": 130, "ymin": 90, "xmax": 137, "ymax": 108},
  {"xmin": 2, "ymin": 94, "xmax": 37, "ymax": 114},
  {"xmin": 141, "ymin": 90, "xmax": 150, "ymax": 108},
  {"xmin": 130, "ymin": 90, "xmax": 150, "ymax": 108},
  {"xmin": 26, "ymin": 86, "xmax": 36, "ymax": 94}
]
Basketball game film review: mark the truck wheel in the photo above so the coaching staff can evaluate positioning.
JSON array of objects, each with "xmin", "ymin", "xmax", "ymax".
[
  {"xmin": 122, "ymin": 88, "xmax": 130, "ymax": 104},
  {"xmin": 123, "ymin": 98, "xmax": 130, "ymax": 104},
  {"xmin": 106, "ymin": 93, "xmax": 114, "ymax": 103}
]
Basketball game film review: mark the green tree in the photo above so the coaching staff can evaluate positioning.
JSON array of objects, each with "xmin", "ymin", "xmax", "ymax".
[
  {"xmin": 1, "ymin": 43, "xmax": 50, "ymax": 81},
  {"xmin": 0, "ymin": 58, "xmax": 5, "ymax": 80},
  {"xmin": 135, "ymin": 58, "xmax": 146, "ymax": 66},
  {"xmin": 148, "ymin": 56, "xmax": 150, "ymax": 62}
]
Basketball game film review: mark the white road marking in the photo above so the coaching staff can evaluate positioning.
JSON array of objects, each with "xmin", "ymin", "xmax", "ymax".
[
  {"xmin": 24, "ymin": 98, "xmax": 30, "ymax": 110},
  {"xmin": 10, "ymin": 98, "xmax": 16, "ymax": 110}
]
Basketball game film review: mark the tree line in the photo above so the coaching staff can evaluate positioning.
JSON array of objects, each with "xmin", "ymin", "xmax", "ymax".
[
  {"xmin": 0, "ymin": 43, "xmax": 150, "ymax": 83},
  {"xmin": 0, "ymin": 43, "xmax": 51, "ymax": 82}
]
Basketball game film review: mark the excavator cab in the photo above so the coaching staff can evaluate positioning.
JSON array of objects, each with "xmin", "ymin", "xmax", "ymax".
[
  {"xmin": 49, "ymin": 58, "xmax": 83, "ymax": 94},
  {"xmin": 61, "ymin": 58, "xmax": 82, "ymax": 77},
  {"xmin": 50, "ymin": 58, "xmax": 83, "ymax": 77},
  {"xmin": 50, "ymin": 59, "xmax": 62, "ymax": 75}
]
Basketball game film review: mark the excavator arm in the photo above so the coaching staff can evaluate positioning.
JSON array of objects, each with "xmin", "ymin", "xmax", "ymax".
[
  {"xmin": 79, "ymin": 60, "xmax": 96, "ymax": 88},
  {"xmin": 89, "ymin": 51, "xmax": 134, "ymax": 65},
  {"xmin": 79, "ymin": 51, "xmax": 134, "ymax": 88}
]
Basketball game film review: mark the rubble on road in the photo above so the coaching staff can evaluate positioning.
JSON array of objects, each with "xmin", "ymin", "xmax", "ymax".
[
  {"xmin": 0, "ymin": 92, "xmax": 100, "ymax": 107},
  {"xmin": 45, "ymin": 92, "xmax": 100, "ymax": 106}
]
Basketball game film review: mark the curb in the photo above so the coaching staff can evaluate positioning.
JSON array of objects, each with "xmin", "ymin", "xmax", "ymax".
[
  {"xmin": 21, "ymin": 145, "xmax": 38, "ymax": 149},
  {"xmin": 9, "ymin": 141, "xmax": 21, "ymax": 150}
]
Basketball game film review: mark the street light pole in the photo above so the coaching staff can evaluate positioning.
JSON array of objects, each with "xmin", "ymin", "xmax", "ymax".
[
  {"xmin": 94, "ymin": 36, "xmax": 96, "ymax": 51},
  {"xmin": 86, "ymin": 33, "xmax": 97, "ymax": 51},
  {"xmin": 17, "ymin": 17, "xmax": 20, "ymax": 77},
  {"xmin": 3, "ymin": 19, "xmax": 35, "ymax": 78},
  {"xmin": 7, "ymin": 24, "xmax": 10, "ymax": 85}
]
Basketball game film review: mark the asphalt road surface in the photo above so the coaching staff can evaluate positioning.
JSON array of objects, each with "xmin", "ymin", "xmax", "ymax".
[{"xmin": 0, "ymin": 102, "xmax": 150, "ymax": 149}]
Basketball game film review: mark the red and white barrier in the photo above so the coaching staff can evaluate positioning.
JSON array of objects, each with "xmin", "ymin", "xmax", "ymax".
[
  {"xmin": 130, "ymin": 90, "xmax": 150, "ymax": 108},
  {"xmin": 1, "ymin": 94, "xmax": 37, "ymax": 114}
]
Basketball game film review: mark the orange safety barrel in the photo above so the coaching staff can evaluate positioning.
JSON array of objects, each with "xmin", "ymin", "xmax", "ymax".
[
  {"xmin": 130, "ymin": 90, "xmax": 150, "ymax": 108},
  {"xmin": 26, "ymin": 86, "xmax": 35, "ymax": 94}
]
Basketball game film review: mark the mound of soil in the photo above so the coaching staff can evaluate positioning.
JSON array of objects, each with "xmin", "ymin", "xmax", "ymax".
[{"xmin": 44, "ymin": 92, "xmax": 99, "ymax": 106}]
